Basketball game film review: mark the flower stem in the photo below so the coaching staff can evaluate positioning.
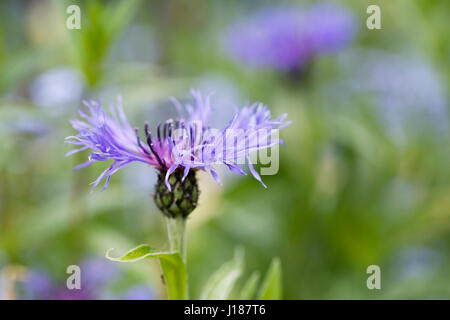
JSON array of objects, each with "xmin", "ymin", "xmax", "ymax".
[{"xmin": 165, "ymin": 215, "xmax": 187, "ymax": 263}]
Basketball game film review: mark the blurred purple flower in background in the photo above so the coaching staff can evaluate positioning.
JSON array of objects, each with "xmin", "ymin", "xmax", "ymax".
[
  {"xmin": 3, "ymin": 118, "xmax": 51, "ymax": 138},
  {"xmin": 394, "ymin": 247, "xmax": 441, "ymax": 280},
  {"xmin": 29, "ymin": 67, "xmax": 84, "ymax": 113},
  {"xmin": 224, "ymin": 3, "xmax": 356, "ymax": 72},
  {"xmin": 20, "ymin": 270, "xmax": 55, "ymax": 300},
  {"xmin": 119, "ymin": 285, "xmax": 155, "ymax": 300},
  {"xmin": 19, "ymin": 258, "xmax": 154, "ymax": 300},
  {"xmin": 326, "ymin": 50, "xmax": 449, "ymax": 140}
]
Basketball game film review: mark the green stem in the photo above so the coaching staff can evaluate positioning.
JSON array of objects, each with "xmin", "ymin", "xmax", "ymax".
[
  {"xmin": 165, "ymin": 215, "xmax": 187, "ymax": 263},
  {"xmin": 164, "ymin": 215, "xmax": 188, "ymax": 299}
]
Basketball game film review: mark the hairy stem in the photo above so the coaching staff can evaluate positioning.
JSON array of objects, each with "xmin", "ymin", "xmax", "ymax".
[{"xmin": 165, "ymin": 215, "xmax": 187, "ymax": 263}]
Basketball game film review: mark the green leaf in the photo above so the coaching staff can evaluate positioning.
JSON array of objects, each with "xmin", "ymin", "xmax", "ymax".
[
  {"xmin": 258, "ymin": 257, "xmax": 282, "ymax": 300},
  {"xmin": 106, "ymin": 244, "xmax": 187, "ymax": 300},
  {"xmin": 239, "ymin": 271, "xmax": 260, "ymax": 300},
  {"xmin": 200, "ymin": 248, "xmax": 244, "ymax": 300},
  {"xmin": 63, "ymin": 0, "xmax": 141, "ymax": 86}
]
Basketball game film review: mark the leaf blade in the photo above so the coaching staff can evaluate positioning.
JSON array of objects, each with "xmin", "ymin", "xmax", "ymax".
[
  {"xmin": 239, "ymin": 271, "xmax": 261, "ymax": 300},
  {"xmin": 106, "ymin": 244, "xmax": 188, "ymax": 299},
  {"xmin": 200, "ymin": 248, "xmax": 244, "ymax": 300},
  {"xmin": 258, "ymin": 257, "xmax": 282, "ymax": 300}
]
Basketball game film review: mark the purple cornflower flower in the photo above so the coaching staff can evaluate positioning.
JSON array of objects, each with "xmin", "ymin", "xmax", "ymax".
[
  {"xmin": 225, "ymin": 3, "xmax": 356, "ymax": 72},
  {"xmin": 66, "ymin": 90, "xmax": 290, "ymax": 216}
]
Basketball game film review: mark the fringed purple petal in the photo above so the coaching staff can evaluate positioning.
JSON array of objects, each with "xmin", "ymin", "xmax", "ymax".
[
  {"xmin": 182, "ymin": 166, "xmax": 190, "ymax": 182},
  {"xmin": 170, "ymin": 97, "xmax": 185, "ymax": 119},
  {"xmin": 247, "ymin": 155, "xmax": 267, "ymax": 188},
  {"xmin": 66, "ymin": 98, "xmax": 158, "ymax": 191},
  {"xmin": 164, "ymin": 163, "xmax": 179, "ymax": 191},
  {"xmin": 65, "ymin": 146, "xmax": 88, "ymax": 157},
  {"xmin": 209, "ymin": 167, "xmax": 222, "ymax": 185},
  {"xmin": 225, "ymin": 162, "xmax": 247, "ymax": 175},
  {"xmin": 73, "ymin": 160, "xmax": 95, "ymax": 171}
]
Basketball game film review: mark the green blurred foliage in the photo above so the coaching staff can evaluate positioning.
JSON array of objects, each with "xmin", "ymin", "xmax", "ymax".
[{"xmin": 0, "ymin": 0, "xmax": 449, "ymax": 299}]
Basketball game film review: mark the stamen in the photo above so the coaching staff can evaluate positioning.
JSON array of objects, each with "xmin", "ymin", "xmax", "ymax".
[
  {"xmin": 163, "ymin": 119, "xmax": 175, "ymax": 139},
  {"xmin": 144, "ymin": 123, "xmax": 165, "ymax": 168},
  {"xmin": 157, "ymin": 123, "xmax": 162, "ymax": 147},
  {"xmin": 163, "ymin": 122, "xmax": 169, "ymax": 139},
  {"xmin": 135, "ymin": 128, "xmax": 150, "ymax": 155}
]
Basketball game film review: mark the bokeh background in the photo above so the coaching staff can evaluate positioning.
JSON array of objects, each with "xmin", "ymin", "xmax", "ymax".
[{"xmin": 0, "ymin": 0, "xmax": 449, "ymax": 299}]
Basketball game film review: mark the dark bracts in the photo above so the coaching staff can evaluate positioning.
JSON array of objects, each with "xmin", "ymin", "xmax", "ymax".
[{"xmin": 154, "ymin": 169, "xmax": 199, "ymax": 218}]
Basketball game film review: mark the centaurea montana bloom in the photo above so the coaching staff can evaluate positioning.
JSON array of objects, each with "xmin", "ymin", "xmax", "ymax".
[
  {"xmin": 225, "ymin": 4, "xmax": 356, "ymax": 72},
  {"xmin": 66, "ymin": 90, "xmax": 290, "ymax": 217}
]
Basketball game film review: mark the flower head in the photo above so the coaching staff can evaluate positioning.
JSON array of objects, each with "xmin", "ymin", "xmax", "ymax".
[
  {"xmin": 224, "ymin": 4, "xmax": 356, "ymax": 72},
  {"xmin": 66, "ymin": 90, "xmax": 290, "ymax": 200}
]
